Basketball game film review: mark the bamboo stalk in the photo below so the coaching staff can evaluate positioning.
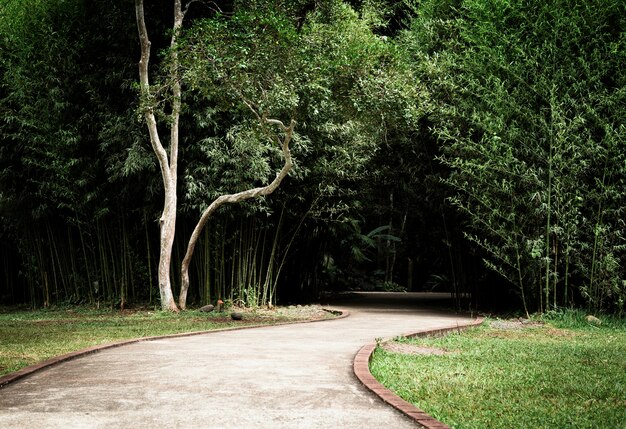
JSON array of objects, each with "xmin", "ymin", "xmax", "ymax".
[
  {"xmin": 34, "ymin": 230, "xmax": 47, "ymax": 307},
  {"xmin": 67, "ymin": 225, "xmax": 80, "ymax": 300},
  {"xmin": 251, "ymin": 218, "xmax": 263, "ymax": 306},
  {"xmin": 105, "ymin": 219, "xmax": 119, "ymax": 302},
  {"xmin": 77, "ymin": 220, "xmax": 93, "ymax": 303},
  {"xmin": 219, "ymin": 221, "xmax": 226, "ymax": 300},
  {"xmin": 270, "ymin": 199, "xmax": 318, "ymax": 305},
  {"xmin": 204, "ymin": 223, "xmax": 211, "ymax": 304},
  {"xmin": 143, "ymin": 211, "xmax": 154, "ymax": 305},
  {"xmin": 96, "ymin": 221, "xmax": 107, "ymax": 302},
  {"xmin": 545, "ymin": 142, "xmax": 553, "ymax": 312},
  {"xmin": 266, "ymin": 208, "xmax": 286, "ymax": 306},
  {"xmin": 553, "ymin": 235, "xmax": 558, "ymax": 309},
  {"xmin": 237, "ymin": 219, "xmax": 244, "ymax": 304},
  {"xmin": 46, "ymin": 223, "xmax": 62, "ymax": 303},
  {"xmin": 257, "ymin": 223, "xmax": 268, "ymax": 302}
]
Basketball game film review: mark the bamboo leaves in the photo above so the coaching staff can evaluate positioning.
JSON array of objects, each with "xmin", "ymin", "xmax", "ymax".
[{"xmin": 416, "ymin": 0, "xmax": 626, "ymax": 312}]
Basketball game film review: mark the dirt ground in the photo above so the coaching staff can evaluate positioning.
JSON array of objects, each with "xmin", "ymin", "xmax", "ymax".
[
  {"xmin": 200, "ymin": 304, "xmax": 337, "ymax": 323},
  {"xmin": 381, "ymin": 342, "xmax": 454, "ymax": 355}
]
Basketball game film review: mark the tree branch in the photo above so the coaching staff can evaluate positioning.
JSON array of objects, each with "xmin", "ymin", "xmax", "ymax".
[
  {"xmin": 179, "ymin": 117, "xmax": 295, "ymax": 308},
  {"xmin": 135, "ymin": 0, "xmax": 172, "ymax": 191}
]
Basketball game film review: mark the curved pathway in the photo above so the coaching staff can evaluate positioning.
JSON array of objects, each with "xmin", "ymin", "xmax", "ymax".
[{"xmin": 0, "ymin": 292, "xmax": 474, "ymax": 429}]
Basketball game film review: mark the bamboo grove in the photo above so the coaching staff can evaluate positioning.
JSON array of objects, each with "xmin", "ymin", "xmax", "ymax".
[{"xmin": 0, "ymin": 0, "xmax": 624, "ymax": 314}]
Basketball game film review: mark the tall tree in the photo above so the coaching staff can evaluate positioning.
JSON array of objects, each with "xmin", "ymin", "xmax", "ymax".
[
  {"xmin": 134, "ymin": 0, "xmax": 182, "ymax": 311},
  {"xmin": 135, "ymin": 1, "xmax": 299, "ymax": 310},
  {"xmin": 175, "ymin": 4, "xmax": 304, "ymax": 309},
  {"xmin": 179, "ymin": 118, "xmax": 295, "ymax": 309},
  {"xmin": 175, "ymin": 0, "xmax": 426, "ymax": 307}
]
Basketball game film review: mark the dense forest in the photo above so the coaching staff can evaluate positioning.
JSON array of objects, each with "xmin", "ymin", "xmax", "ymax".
[{"xmin": 0, "ymin": 0, "xmax": 624, "ymax": 314}]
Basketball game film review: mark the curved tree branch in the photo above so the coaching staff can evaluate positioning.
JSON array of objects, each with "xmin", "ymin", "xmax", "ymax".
[{"xmin": 179, "ymin": 118, "xmax": 295, "ymax": 309}]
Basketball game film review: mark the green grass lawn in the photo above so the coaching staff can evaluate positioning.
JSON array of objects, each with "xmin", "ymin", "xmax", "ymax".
[
  {"xmin": 370, "ymin": 311, "xmax": 626, "ymax": 429},
  {"xmin": 0, "ymin": 304, "xmax": 331, "ymax": 377}
]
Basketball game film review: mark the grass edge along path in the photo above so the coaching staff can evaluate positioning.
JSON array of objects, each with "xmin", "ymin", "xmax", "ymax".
[
  {"xmin": 369, "ymin": 311, "xmax": 626, "ymax": 429},
  {"xmin": 0, "ymin": 304, "xmax": 341, "ymax": 386},
  {"xmin": 354, "ymin": 317, "xmax": 484, "ymax": 429}
]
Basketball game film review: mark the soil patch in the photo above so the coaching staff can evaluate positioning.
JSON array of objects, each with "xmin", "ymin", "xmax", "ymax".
[
  {"xmin": 382, "ymin": 342, "xmax": 454, "ymax": 356},
  {"xmin": 239, "ymin": 304, "xmax": 335, "ymax": 321},
  {"xmin": 489, "ymin": 318, "xmax": 543, "ymax": 330}
]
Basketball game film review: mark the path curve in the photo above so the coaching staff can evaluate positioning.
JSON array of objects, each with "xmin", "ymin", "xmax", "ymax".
[
  {"xmin": 354, "ymin": 317, "xmax": 484, "ymax": 429},
  {"xmin": 0, "ymin": 292, "xmax": 476, "ymax": 429}
]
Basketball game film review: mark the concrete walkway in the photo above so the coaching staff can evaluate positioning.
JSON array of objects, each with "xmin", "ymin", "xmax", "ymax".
[{"xmin": 0, "ymin": 292, "xmax": 474, "ymax": 429}]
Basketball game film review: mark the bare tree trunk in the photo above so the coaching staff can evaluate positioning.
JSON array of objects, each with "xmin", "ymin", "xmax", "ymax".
[
  {"xmin": 179, "ymin": 119, "xmax": 295, "ymax": 309},
  {"xmin": 134, "ymin": 0, "xmax": 183, "ymax": 312}
]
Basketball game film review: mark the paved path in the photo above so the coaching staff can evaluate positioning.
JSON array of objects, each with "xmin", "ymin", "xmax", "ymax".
[{"xmin": 0, "ymin": 292, "xmax": 473, "ymax": 429}]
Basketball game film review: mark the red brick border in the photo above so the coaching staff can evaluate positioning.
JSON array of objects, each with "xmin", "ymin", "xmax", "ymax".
[
  {"xmin": 0, "ymin": 307, "xmax": 350, "ymax": 389},
  {"xmin": 353, "ymin": 317, "xmax": 485, "ymax": 429}
]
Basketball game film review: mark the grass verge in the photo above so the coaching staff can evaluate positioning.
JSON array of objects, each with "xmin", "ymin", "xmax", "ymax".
[
  {"xmin": 370, "ymin": 311, "xmax": 626, "ymax": 429},
  {"xmin": 0, "ymin": 304, "xmax": 333, "ymax": 377}
]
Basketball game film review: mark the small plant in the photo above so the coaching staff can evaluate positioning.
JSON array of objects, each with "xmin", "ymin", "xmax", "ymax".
[
  {"xmin": 375, "ymin": 281, "xmax": 407, "ymax": 292},
  {"xmin": 424, "ymin": 274, "xmax": 449, "ymax": 292}
]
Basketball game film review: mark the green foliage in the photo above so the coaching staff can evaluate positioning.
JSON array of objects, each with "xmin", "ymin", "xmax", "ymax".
[
  {"xmin": 178, "ymin": 0, "xmax": 421, "ymax": 221},
  {"xmin": 174, "ymin": 0, "xmax": 426, "ymax": 304},
  {"xmin": 1, "ymin": 0, "xmax": 423, "ymax": 307},
  {"xmin": 1, "ymin": 0, "xmax": 85, "ymax": 217},
  {"xmin": 178, "ymin": 5, "xmax": 300, "ymax": 214},
  {"xmin": 0, "ymin": 0, "xmax": 149, "ymax": 218},
  {"xmin": 407, "ymin": 0, "xmax": 626, "ymax": 312},
  {"xmin": 0, "ymin": 0, "xmax": 160, "ymax": 306},
  {"xmin": 3, "ymin": 0, "xmax": 624, "ymax": 315}
]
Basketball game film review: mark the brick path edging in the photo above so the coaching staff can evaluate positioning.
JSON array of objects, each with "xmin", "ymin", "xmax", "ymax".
[
  {"xmin": 353, "ymin": 317, "xmax": 485, "ymax": 429},
  {"xmin": 0, "ymin": 307, "xmax": 350, "ymax": 389}
]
